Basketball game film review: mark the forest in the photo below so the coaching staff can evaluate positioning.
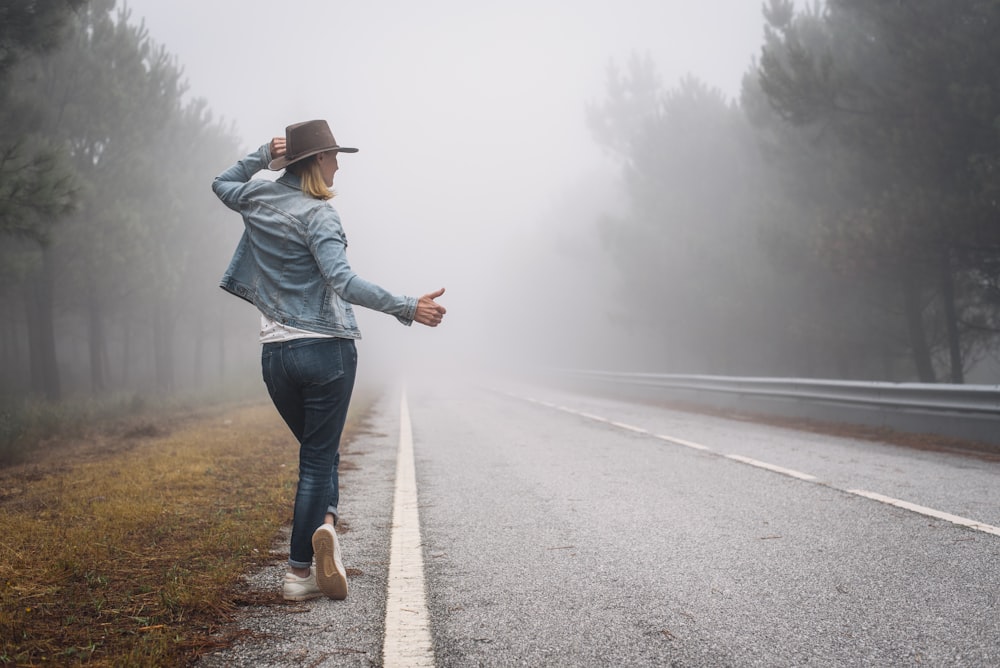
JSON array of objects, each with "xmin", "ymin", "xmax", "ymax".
[
  {"xmin": 1, "ymin": 0, "xmax": 251, "ymax": 403},
  {"xmin": 2, "ymin": 0, "xmax": 999, "ymax": 415},
  {"xmin": 588, "ymin": 0, "xmax": 1000, "ymax": 383}
]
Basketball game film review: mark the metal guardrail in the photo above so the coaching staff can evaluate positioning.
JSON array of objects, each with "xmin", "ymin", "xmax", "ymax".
[{"xmin": 551, "ymin": 370, "xmax": 1000, "ymax": 448}]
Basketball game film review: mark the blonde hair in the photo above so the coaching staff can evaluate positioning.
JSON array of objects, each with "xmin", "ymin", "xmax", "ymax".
[{"xmin": 287, "ymin": 155, "xmax": 334, "ymax": 200}]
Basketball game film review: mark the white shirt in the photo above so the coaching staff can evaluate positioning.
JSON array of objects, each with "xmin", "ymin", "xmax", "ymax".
[{"xmin": 259, "ymin": 314, "xmax": 334, "ymax": 344}]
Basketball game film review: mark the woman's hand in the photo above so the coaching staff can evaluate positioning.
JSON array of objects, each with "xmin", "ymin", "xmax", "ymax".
[
  {"xmin": 414, "ymin": 288, "xmax": 447, "ymax": 327},
  {"xmin": 269, "ymin": 136, "xmax": 286, "ymax": 160}
]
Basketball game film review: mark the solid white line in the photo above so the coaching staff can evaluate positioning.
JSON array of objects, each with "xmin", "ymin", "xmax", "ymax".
[
  {"xmin": 847, "ymin": 489, "xmax": 1000, "ymax": 537},
  {"xmin": 725, "ymin": 454, "xmax": 819, "ymax": 482},
  {"xmin": 382, "ymin": 390, "xmax": 435, "ymax": 668}
]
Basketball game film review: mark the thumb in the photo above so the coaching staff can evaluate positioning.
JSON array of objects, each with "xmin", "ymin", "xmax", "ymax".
[{"xmin": 423, "ymin": 287, "xmax": 445, "ymax": 300}]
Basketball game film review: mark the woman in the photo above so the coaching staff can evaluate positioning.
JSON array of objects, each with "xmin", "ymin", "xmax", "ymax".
[{"xmin": 212, "ymin": 119, "xmax": 446, "ymax": 601}]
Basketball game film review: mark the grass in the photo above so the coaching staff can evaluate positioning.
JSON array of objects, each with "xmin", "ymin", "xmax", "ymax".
[
  {"xmin": 0, "ymin": 393, "xmax": 142, "ymax": 466},
  {"xmin": 0, "ymin": 393, "xmax": 369, "ymax": 666},
  {"xmin": 0, "ymin": 380, "xmax": 265, "ymax": 466}
]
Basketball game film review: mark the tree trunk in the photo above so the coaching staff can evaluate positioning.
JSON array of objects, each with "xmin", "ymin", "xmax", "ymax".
[
  {"xmin": 121, "ymin": 315, "xmax": 131, "ymax": 386},
  {"xmin": 902, "ymin": 274, "xmax": 936, "ymax": 383},
  {"xmin": 88, "ymin": 290, "xmax": 107, "ymax": 393},
  {"xmin": 939, "ymin": 250, "xmax": 964, "ymax": 384},
  {"xmin": 1, "ymin": 296, "xmax": 22, "ymax": 391},
  {"xmin": 193, "ymin": 310, "xmax": 203, "ymax": 388},
  {"xmin": 152, "ymin": 304, "xmax": 174, "ymax": 393},
  {"xmin": 218, "ymin": 308, "xmax": 226, "ymax": 383},
  {"xmin": 23, "ymin": 245, "xmax": 61, "ymax": 400},
  {"xmin": 880, "ymin": 340, "xmax": 895, "ymax": 381}
]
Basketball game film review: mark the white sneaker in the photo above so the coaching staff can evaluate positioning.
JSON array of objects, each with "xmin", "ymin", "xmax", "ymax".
[
  {"xmin": 282, "ymin": 570, "xmax": 321, "ymax": 601},
  {"xmin": 312, "ymin": 524, "xmax": 348, "ymax": 600}
]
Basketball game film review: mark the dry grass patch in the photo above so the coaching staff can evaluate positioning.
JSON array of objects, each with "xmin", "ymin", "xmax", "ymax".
[{"xmin": 0, "ymin": 398, "xmax": 366, "ymax": 666}]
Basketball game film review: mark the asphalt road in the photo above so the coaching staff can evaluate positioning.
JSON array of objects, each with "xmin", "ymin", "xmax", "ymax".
[{"xmin": 200, "ymin": 379, "xmax": 1000, "ymax": 667}]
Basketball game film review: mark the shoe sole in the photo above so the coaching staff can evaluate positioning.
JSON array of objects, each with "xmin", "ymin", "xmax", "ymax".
[
  {"xmin": 283, "ymin": 590, "xmax": 322, "ymax": 602},
  {"xmin": 313, "ymin": 526, "xmax": 348, "ymax": 600}
]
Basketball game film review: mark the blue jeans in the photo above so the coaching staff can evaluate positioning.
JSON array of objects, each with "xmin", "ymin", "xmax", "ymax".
[{"xmin": 261, "ymin": 337, "xmax": 357, "ymax": 569}]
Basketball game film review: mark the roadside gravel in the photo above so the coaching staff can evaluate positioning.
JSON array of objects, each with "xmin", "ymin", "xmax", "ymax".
[{"xmin": 196, "ymin": 392, "xmax": 400, "ymax": 668}]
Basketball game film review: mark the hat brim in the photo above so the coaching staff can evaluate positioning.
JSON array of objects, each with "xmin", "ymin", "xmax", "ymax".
[{"xmin": 268, "ymin": 146, "xmax": 359, "ymax": 171}]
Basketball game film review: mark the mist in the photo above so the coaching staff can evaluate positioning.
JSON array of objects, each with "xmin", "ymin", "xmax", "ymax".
[
  {"xmin": 4, "ymin": 0, "xmax": 997, "ymax": 404},
  {"xmin": 120, "ymin": 0, "xmax": 770, "ymax": 382}
]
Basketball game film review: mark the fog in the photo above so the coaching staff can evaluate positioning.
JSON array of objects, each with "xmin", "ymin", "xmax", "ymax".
[
  {"xmin": 12, "ymin": 0, "xmax": 986, "ymax": 401},
  {"xmin": 124, "ymin": 0, "xmax": 770, "ymax": 382}
]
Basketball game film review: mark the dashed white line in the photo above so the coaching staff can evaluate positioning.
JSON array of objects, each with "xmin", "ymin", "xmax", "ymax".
[
  {"xmin": 383, "ymin": 390, "xmax": 434, "ymax": 668},
  {"xmin": 609, "ymin": 420, "xmax": 649, "ymax": 435},
  {"xmin": 653, "ymin": 433, "xmax": 713, "ymax": 451},
  {"xmin": 724, "ymin": 454, "xmax": 818, "ymax": 482},
  {"xmin": 510, "ymin": 390, "xmax": 1000, "ymax": 539},
  {"xmin": 847, "ymin": 489, "xmax": 1000, "ymax": 537}
]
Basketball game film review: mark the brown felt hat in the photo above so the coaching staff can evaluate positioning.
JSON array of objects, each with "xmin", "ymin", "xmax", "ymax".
[{"xmin": 268, "ymin": 119, "xmax": 358, "ymax": 170}]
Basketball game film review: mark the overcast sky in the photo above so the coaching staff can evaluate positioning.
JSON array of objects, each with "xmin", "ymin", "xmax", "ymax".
[{"xmin": 122, "ymin": 0, "xmax": 778, "ymax": 376}]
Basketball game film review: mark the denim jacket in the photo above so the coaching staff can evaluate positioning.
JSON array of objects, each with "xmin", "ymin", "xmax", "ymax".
[{"xmin": 212, "ymin": 145, "xmax": 416, "ymax": 338}]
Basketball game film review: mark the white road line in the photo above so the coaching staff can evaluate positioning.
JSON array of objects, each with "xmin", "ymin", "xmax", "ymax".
[
  {"xmin": 382, "ymin": 390, "xmax": 434, "ymax": 668},
  {"xmin": 724, "ymin": 454, "xmax": 818, "ymax": 482},
  {"xmin": 653, "ymin": 433, "xmax": 713, "ymax": 451},
  {"xmin": 847, "ymin": 489, "xmax": 1000, "ymax": 537},
  {"xmin": 576, "ymin": 410, "xmax": 609, "ymax": 423},
  {"xmin": 609, "ymin": 420, "xmax": 649, "ymax": 434},
  {"xmin": 506, "ymin": 390, "xmax": 1000, "ymax": 540}
]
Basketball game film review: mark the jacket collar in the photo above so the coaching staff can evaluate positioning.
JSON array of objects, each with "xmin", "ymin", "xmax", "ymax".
[{"xmin": 276, "ymin": 172, "xmax": 303, "ymax": 190}]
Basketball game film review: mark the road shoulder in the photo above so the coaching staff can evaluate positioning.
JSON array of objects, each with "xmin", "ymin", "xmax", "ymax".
[{"xmin": 197, "ymin": 388, "xmax": 399, "ymax": 668}]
